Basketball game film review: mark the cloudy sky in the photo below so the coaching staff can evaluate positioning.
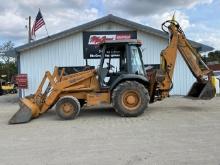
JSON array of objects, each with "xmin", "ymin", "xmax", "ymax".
[{"xmin": 0, "ymin": 0, "xmax": 219, "ymax": 50}]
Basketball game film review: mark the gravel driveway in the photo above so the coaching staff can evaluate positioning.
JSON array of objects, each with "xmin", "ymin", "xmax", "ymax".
[{"xmin": 0, "ymin": 94, "xmax": 220, "ymax": 165}]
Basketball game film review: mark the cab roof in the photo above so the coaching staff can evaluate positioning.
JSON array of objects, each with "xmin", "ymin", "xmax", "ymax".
[{"xmin": 99, "ymin": 39, "xmax": 142, "ymax": 47}]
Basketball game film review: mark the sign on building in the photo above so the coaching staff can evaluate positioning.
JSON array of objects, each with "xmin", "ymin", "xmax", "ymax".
[
  {"xmin": 16, "ymin": 74, "xmax": 28, "ymax": 89},
  {"xmin": 83, "ymin": 31, "xmax": 137, "ymax": 59}
]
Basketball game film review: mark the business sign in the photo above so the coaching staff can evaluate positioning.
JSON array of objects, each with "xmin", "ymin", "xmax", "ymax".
[
  {"xmin": 83, "ymin": 31, "xmax": 137, "ymax": 59},
  {"xmin": 16, "ymin": 74, "xmax": 28, "ymax": 89}
]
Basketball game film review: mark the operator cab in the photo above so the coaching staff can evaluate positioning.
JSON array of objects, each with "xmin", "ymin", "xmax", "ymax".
[{"xmin": 98, "ymin": 39, "xmax": 146, "ymax": 87}]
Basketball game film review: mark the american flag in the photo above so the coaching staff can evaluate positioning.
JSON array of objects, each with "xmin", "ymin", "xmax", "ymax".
[{"xmin": 31, "ymin": 9, "xmax": 45, "ymax": 36}]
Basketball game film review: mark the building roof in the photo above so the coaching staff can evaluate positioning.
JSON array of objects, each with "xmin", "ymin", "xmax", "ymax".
[
  {"xmin": 7, "ymin": 14, "xmax": 213, "ymax": 56},
  {"xmin": 207, "ymin": 64, "xmax": 220, "ymax": 71}
]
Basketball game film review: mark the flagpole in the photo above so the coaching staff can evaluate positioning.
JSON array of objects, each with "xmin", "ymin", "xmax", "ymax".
[{"xmin": 28, "ymin": 16, "xmax": 31, "ymax": 43}]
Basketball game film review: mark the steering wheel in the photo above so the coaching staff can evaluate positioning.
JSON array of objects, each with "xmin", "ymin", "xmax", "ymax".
[
  {"xmin": 161, "ymin": 20, "xmax": 182, "ymax": 34},
  {"xmin": 106, "ymin": 62, "xmax": 115, "ymax": 70}
]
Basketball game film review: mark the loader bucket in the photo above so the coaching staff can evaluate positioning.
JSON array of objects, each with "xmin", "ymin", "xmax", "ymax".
[
  {"xmin": 187, "ymin": 81, "xmax": 216, "ymax": 100},
  {"xmin": 8, "ymin": 98, "xmax": 40, "ymax": 124}
]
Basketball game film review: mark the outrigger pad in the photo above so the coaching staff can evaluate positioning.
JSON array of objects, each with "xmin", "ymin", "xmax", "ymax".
[
  {"xmin": 187, "ymin": 81, "xmax": 216, "ymax": 100},
  {"xmin": 8, "ymin": 104, "xmax": 32, "ymax": 124}
]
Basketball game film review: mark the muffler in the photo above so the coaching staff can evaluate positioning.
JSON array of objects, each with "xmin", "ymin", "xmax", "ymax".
[
  {"xmin": 187, "ymin": 81, "xmax": 216, "ymax": 100},
  {"xmin": 8, "ymin": 98, "xmax": 40, "ymax": 124}
]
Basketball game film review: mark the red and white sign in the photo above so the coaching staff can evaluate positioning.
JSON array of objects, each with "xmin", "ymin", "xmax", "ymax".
[
  {"xmin": 83, "ymin": 31, "xmax": 137, "ymax": 59},
  {"xmin": 88, "ymin": 34, "xmax": 131, "ymax": 45},
  {"xmin": 116, "ymin": 34, "xmax": 131, "ymax": 40},
  {"xmin": 16, "ymin": 74, "xmax": 28, "ymax": 89}
]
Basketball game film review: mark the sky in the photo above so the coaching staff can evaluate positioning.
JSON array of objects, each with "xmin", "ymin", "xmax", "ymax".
[{"xmin": 0, "ymin": 0, "xmax": 219, "ymax": 50}]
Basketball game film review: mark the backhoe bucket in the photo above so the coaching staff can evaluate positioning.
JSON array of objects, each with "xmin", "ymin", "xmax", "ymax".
[
  {"xmin": 9, "ymin": 98, "xmax": 40, "ymax": 124},
  {"xmin": 187, "ymin": 81, "xmax": 216, "ymax": 100}
]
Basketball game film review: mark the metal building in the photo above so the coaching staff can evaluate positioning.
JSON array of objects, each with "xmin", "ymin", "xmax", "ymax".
[{"xmin": 9, "ymin": 14, "xmax": 213, "ymax": 96}]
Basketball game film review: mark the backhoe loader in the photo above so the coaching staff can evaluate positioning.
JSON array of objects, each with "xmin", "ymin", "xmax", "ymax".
[{"xmin": 9, "ymin": 17, "xmax": 216, "ymax": 124}]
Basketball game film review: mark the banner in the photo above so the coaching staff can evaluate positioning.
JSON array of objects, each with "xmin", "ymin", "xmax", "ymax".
[{"xmin": 83, "ymin": 31, "xmax": 137, "ymax": 59}]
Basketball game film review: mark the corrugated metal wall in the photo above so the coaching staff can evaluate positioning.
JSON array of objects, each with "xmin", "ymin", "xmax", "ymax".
[
  {"xmin": 171, "ymin": 51, "xmax": 196, "ymax": 95},
  {"xmin": 20, "ymin": 33, "xmax": 85, "ymax": 96},
  {"xmin": 20, "ymin": 22, "xmax": 196, "ymax": 96}
]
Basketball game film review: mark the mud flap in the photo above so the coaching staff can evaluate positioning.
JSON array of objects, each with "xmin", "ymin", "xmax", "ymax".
[
  {"xmin": 8, "ymin": 104, "xmax": 33, "ymax": 124},
  {"xmin": 187, "ymin": 81, "xmax": 216, "ymax": 100}
]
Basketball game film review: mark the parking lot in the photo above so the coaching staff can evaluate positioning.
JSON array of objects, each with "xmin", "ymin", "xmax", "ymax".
[{"xmin": 0, "ymin": 94, "xmax": 220, "ymax": 165}]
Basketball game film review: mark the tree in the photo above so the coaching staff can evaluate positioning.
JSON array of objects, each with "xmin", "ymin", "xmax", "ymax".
[
  {"xmin": 0, "ymin": 41, "xmax": 17, "ymax": 82},
  {"xmin": 203, "ymin": 50, "xmax": 220, "ymax": 64}
]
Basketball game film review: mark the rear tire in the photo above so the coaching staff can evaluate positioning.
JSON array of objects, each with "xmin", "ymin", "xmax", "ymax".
[
  {"xmin": 112, "ymin": 81, "xmax": 149, "ymax": 117},
  {"xmin": 55, "ymin": 97, "xmax": 80, "ymax": 120}
]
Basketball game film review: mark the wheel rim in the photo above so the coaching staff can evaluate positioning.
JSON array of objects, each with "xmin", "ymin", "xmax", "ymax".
[
  {"xmin": 121, "ymin": 90, "xmax": 141, "ymax": 111},
  {"xmin": 60, "ymin": 102, "xmax": 75, "ymax": 115}
]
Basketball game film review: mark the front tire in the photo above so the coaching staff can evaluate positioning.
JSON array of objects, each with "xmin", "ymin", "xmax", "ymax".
[
  {"xmin": 112, "ymin": 81, "xmax": 149, "ymax": 117},
  {"xmin": 55, "ymin": 97, "xmax": 80, "ymax": 120}
]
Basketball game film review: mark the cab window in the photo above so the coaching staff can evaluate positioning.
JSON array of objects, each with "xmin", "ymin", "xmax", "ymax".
[{"xmin": 130, "ymin": 46, "xmax": 144, "ymax": 75}]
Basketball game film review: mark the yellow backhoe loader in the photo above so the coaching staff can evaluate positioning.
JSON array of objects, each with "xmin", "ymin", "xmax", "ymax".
[{"xmin": 9, "ymin": 18, "xmax": 216, "ymax": 124}]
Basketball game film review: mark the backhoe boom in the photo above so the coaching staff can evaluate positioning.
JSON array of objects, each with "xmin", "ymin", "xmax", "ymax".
[{"xmin": 158, "ymin": 19, "xmax": 215, "ymax": 100}]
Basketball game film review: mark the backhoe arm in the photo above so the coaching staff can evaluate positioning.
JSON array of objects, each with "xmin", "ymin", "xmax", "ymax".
[
  {"xmin": 159, "ymin": 24, "xmax": 178, "ymax": 98},
  {"xmin": 158, "ymin": 19, "xmax": 216, "ymax": 100},
  {"xmin": 177, "ymin": 34, "xmax": 212, "ymax": 79}
]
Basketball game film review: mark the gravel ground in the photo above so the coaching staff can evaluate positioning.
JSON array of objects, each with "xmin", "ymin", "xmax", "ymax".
[{"xmin": 0, "ymin": 94, "xmax": 220, "ymax": 165}]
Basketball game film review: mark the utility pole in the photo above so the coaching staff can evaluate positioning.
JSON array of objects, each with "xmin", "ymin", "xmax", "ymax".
[{"xmin": 28, "ymin": 16, "xmax": 31, "ymax": 43}]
